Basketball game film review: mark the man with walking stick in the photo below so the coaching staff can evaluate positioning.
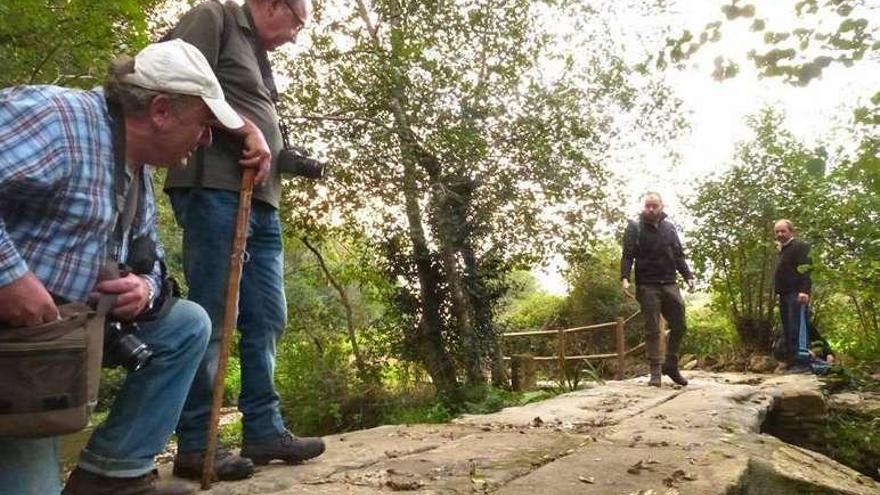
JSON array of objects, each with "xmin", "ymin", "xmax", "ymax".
[{"xmin": 163, "ymin": 0, "xmax": 325, "ymax": 483}]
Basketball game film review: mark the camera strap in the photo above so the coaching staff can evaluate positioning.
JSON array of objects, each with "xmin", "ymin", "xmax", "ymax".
[
  {"xmin": 103, "ymin": 100, "xmax": 142, "ymax": 317},
  {"xmin": 107, "ymin": 100, "xmax": 141, "ymax": 263}
]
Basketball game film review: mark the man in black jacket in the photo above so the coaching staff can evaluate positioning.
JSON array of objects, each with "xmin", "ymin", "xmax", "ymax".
[
  {"xmin": 773, "ymin": 219, "xmax": 813, "ymax": 371},
  {"xmin": 620, "ymin": 193, "xmax": 695, "ymax": 387}
]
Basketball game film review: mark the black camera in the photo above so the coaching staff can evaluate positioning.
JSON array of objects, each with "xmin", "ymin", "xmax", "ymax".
[
  {"xmin": 277, "ymin": 146, "xmax": 326, "ymax": 179},
  {"xmin": 104, "ymin": 321, "xmax": 153, "ymax": 372},
  {"xmin": 277, "ymin": 120, "xmax": 326, "ymax": 179},
  {"xmin": 101, "ymin": 254, "xmax": 156, "ymax": 372}
]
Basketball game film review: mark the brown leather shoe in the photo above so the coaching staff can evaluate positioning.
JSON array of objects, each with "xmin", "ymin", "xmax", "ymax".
[{"xmin": 63, "ymin": 467, "xmax": 194, "ymax": 495}]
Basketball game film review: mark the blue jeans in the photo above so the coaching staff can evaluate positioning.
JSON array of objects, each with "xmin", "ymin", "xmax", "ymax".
[
  {"xmin": 779, "ymin": 293, "xmax": 811, "ymax": 365},
  {"xmin": 0, "ymin": 437, "xmax": 60, "ymax": 495},
  {"xmin": 168, "ymin": 188, "xmax": 287, "ymax": 453},
  {"xmin": 77, "ymin": 299, "xmax": 210, "ymax": 477}
]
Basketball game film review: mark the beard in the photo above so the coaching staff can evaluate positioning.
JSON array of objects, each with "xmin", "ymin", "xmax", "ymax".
[{"xmin": 642, "ymin": 210, "xmax": 661, "ymax": 223}]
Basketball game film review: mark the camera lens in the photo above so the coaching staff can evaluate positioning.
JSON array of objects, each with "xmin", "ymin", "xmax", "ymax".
[
  {"xmin": 113, "ymin": 334, "xmax": 154, "ymax": 372},
  {"xmin": 277, "ymin": 148, "xmax": 326, "ymax": 179},
  {"xmin": 105, "ymin": 323, "xmax": 153, "ymax": 372}
]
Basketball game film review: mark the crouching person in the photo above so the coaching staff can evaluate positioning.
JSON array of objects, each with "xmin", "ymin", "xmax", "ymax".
[{"xmin": 0, "ymin": 39, "xmax": 270, "ymax": 495}]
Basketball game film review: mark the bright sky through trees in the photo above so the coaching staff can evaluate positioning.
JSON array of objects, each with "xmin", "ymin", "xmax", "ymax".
[{"xmin": 536, "ymin": 0, "xmax": 879, "ymax": 295}]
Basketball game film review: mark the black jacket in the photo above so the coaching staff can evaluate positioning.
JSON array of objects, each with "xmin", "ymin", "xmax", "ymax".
[
  {"xmin": 774, "ymin": 238, "xmax": 812, "ymax": 295},
  {"xmin": 620, "ymin": 213, "xmax": 693, "ymax": 285}
]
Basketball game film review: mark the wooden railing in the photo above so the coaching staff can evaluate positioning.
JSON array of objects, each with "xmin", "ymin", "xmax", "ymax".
[{"xmin": 503, "ymin": 310, "xmax": 667, "ymax": 385}]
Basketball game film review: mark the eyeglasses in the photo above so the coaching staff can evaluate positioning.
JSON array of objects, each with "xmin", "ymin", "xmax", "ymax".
[{"xmin": 282, "ymin": 0, "xmax": 307, "ymax": 35}]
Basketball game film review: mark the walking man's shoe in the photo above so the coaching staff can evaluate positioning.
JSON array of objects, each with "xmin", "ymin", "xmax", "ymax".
[
  {"xmin": 63, "ymin": 467, "xmax": 194, "ymax": 495},
  {"xmin": 241, "ymin": 430, "xmax": 326, "ymax": 465},
  {"xmin": 172, "ymin": 448, "xmax": 254, "ymax": 481},
  {"xmin": 662, "ymin": 359, "xmax": 689, "ymax": 386},
  {"xmin": 648, "ymin": 362, "xmax": 662, "ymax": 387}
]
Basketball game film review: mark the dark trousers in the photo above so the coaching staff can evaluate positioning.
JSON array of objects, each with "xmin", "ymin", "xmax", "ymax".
[
  {"xmin": 636, "ymin": 283, "xmax": 687, "ymax": 365},
  {"xmin": 779, "ymin": 293, "xmax": 811, "ymax": 365}
]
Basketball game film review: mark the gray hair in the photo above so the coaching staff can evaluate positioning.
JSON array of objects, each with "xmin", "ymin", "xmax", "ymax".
[
  {"xmin": 774, "ymin": 219, "xmax": 794, "ymax": 231},
  {"xmin": 104, "ymin": 55, "xmax": 195, "ymax": 116},
  {"xmin": 247, "ymin": 0, "xmax": 312, "ymax": 21},
  {"xmin": 641, "ymin": 191, "xmax": 663, "ymax": 203}
]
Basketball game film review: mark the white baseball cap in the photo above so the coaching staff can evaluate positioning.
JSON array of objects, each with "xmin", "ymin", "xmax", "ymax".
[{"xmin": 122, "ymin": 39, "xmax": 244, "ymax": 129}]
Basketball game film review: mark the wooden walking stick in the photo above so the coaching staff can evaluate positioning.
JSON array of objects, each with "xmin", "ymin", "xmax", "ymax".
[{"xmin": 201, "ymin": 167, "xmax": 256, "ymax": 490}]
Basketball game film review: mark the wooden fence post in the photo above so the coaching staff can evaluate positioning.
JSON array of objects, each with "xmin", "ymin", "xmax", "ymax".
[
  {"xmin": 615, "ymin": 317, "xmax": 625, "ymax": 380},
  {"xmin": 556, "ymin": 327, "xmax": 566, "ymax": 387},
  {"xmin": 511, "ymin": 355, "xmax": 537, "ymax": 391}
]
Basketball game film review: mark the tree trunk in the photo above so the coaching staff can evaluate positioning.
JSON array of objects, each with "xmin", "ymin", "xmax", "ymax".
[
  {"xmin": 429, "ymin": 177, "xmax": 483, "ymax": 386},
  {"xmin": 439, "ymin": 244, "xmax": 483, "ymax": 385},
  {"xmin": 402, "ymin": 160, "xmax": 460, "ymax": 395},
  {"xmin": 461, "ymin": 246, "xmax": 509, "ymax": 388},
  {"xmin": 299, "ymin": 237, "xmax": 371, "ymax": 384},
  {"xmin": 355, "ymin": 0, "xmax": 460, "ymax": 396}
]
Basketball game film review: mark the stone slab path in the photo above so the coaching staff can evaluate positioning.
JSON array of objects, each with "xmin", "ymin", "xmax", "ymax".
[{"xmin": 173, "ymin": 372, "xmax": 880, "ymax": 495}]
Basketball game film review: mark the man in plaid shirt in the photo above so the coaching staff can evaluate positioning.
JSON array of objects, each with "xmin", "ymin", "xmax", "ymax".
[{"xmin": 0, "ymin": 40, "xmax": 270, "ymax": 495}]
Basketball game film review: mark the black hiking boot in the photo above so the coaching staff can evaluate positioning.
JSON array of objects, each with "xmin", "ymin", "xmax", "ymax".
[
  {"xmin": 63, "ymin": 467, "xmax": 194, "ymax": 495},
  {"xmin": 172, "ymin": 448, "xmax": 254, "ymax": 481},
  {"xmin": 662, "ymin": 358, "xmax": 688, "ymax": 386},
  {"xmin": 241, "ymin": 430, "xmax": 325, "ymax": 466}
]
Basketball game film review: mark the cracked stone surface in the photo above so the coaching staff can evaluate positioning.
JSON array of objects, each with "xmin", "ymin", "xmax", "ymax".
[{"xmin": 165, "ymin": 371, "xmax": 880, "ymax": 494}]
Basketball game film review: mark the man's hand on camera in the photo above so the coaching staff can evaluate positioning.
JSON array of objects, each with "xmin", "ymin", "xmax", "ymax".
[
  {"xmin": 0, "ymin": 272, "xmax": 59, "ymax": 327},
  {"xmin": 622, "ymin": 278, "xmax": 634, "ymax": 299},
  {"xmin": 235, "ymin": 117, "xmax": 271, "ymax": 185},
  {"xmin": 687, "ymin": 279, "xmax": 696, "ymax": 294},
  {"xmin": 91, "ymin": 273, "xmax": 151, "ymax": 320}
]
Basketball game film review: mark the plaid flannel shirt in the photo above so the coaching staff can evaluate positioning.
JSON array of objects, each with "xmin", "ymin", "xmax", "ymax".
[{"xmin": 0, "ymin": 85, "xmax": 162, "ymax": 304}]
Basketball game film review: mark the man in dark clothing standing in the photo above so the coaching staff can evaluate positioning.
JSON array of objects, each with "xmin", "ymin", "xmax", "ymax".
[
  {"xmin": 773, "ymin": 219, "xmax": 813, "ymax": 372},
  {"xmin": 620, "ymin": 192, "xmax": 695, "ymax": 387}
]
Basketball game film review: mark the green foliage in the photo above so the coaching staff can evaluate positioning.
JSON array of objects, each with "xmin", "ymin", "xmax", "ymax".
[
  {"xmin": 560, "ymin": 240, "xmax": 640, "ymax": 384},
  {"xmin": 223, "ymin": 354, "xmax": 241, "ymax": 407},
  {"xmin": 817, "ymin": 410, "xmax": 880, "ymax": 481},
  {"xmin": 381, "ymin": 400, "xmax": 454, "ymax": 426},
  {"xmin": 687, "ymin": 108, "xmax": 823, "ymax": 351},
  {"xmin": 218, "ymin": 417, "xmax": 243, "ymax": 449},
  {"xmin": 380, "ymin": 386, "xmax": 557, "ymax": 426},
  {"xmin": 681, "ymin": 294, "xmax": 741, "ymax": 358},
  {"xmin": 275, "ymin": 333, "xmax": 358, "ymax": 435},
  {"xmin": 563, "ymin": 241, "xmax": 640, "ymax": 326},
  {"xmin": 0, "ymin": 0, "xmax": 166, "ymax": 87},
  {"xmin": 687, "ymin": 103, "xmax": 880, "ymax": 360},
  {"xmin": 498, "ymin": 292, "xmax": 566, "ymax": 332},
  {"xmin": 95, "ymin": 368, "xmax": 127, "ymax": 413}
]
